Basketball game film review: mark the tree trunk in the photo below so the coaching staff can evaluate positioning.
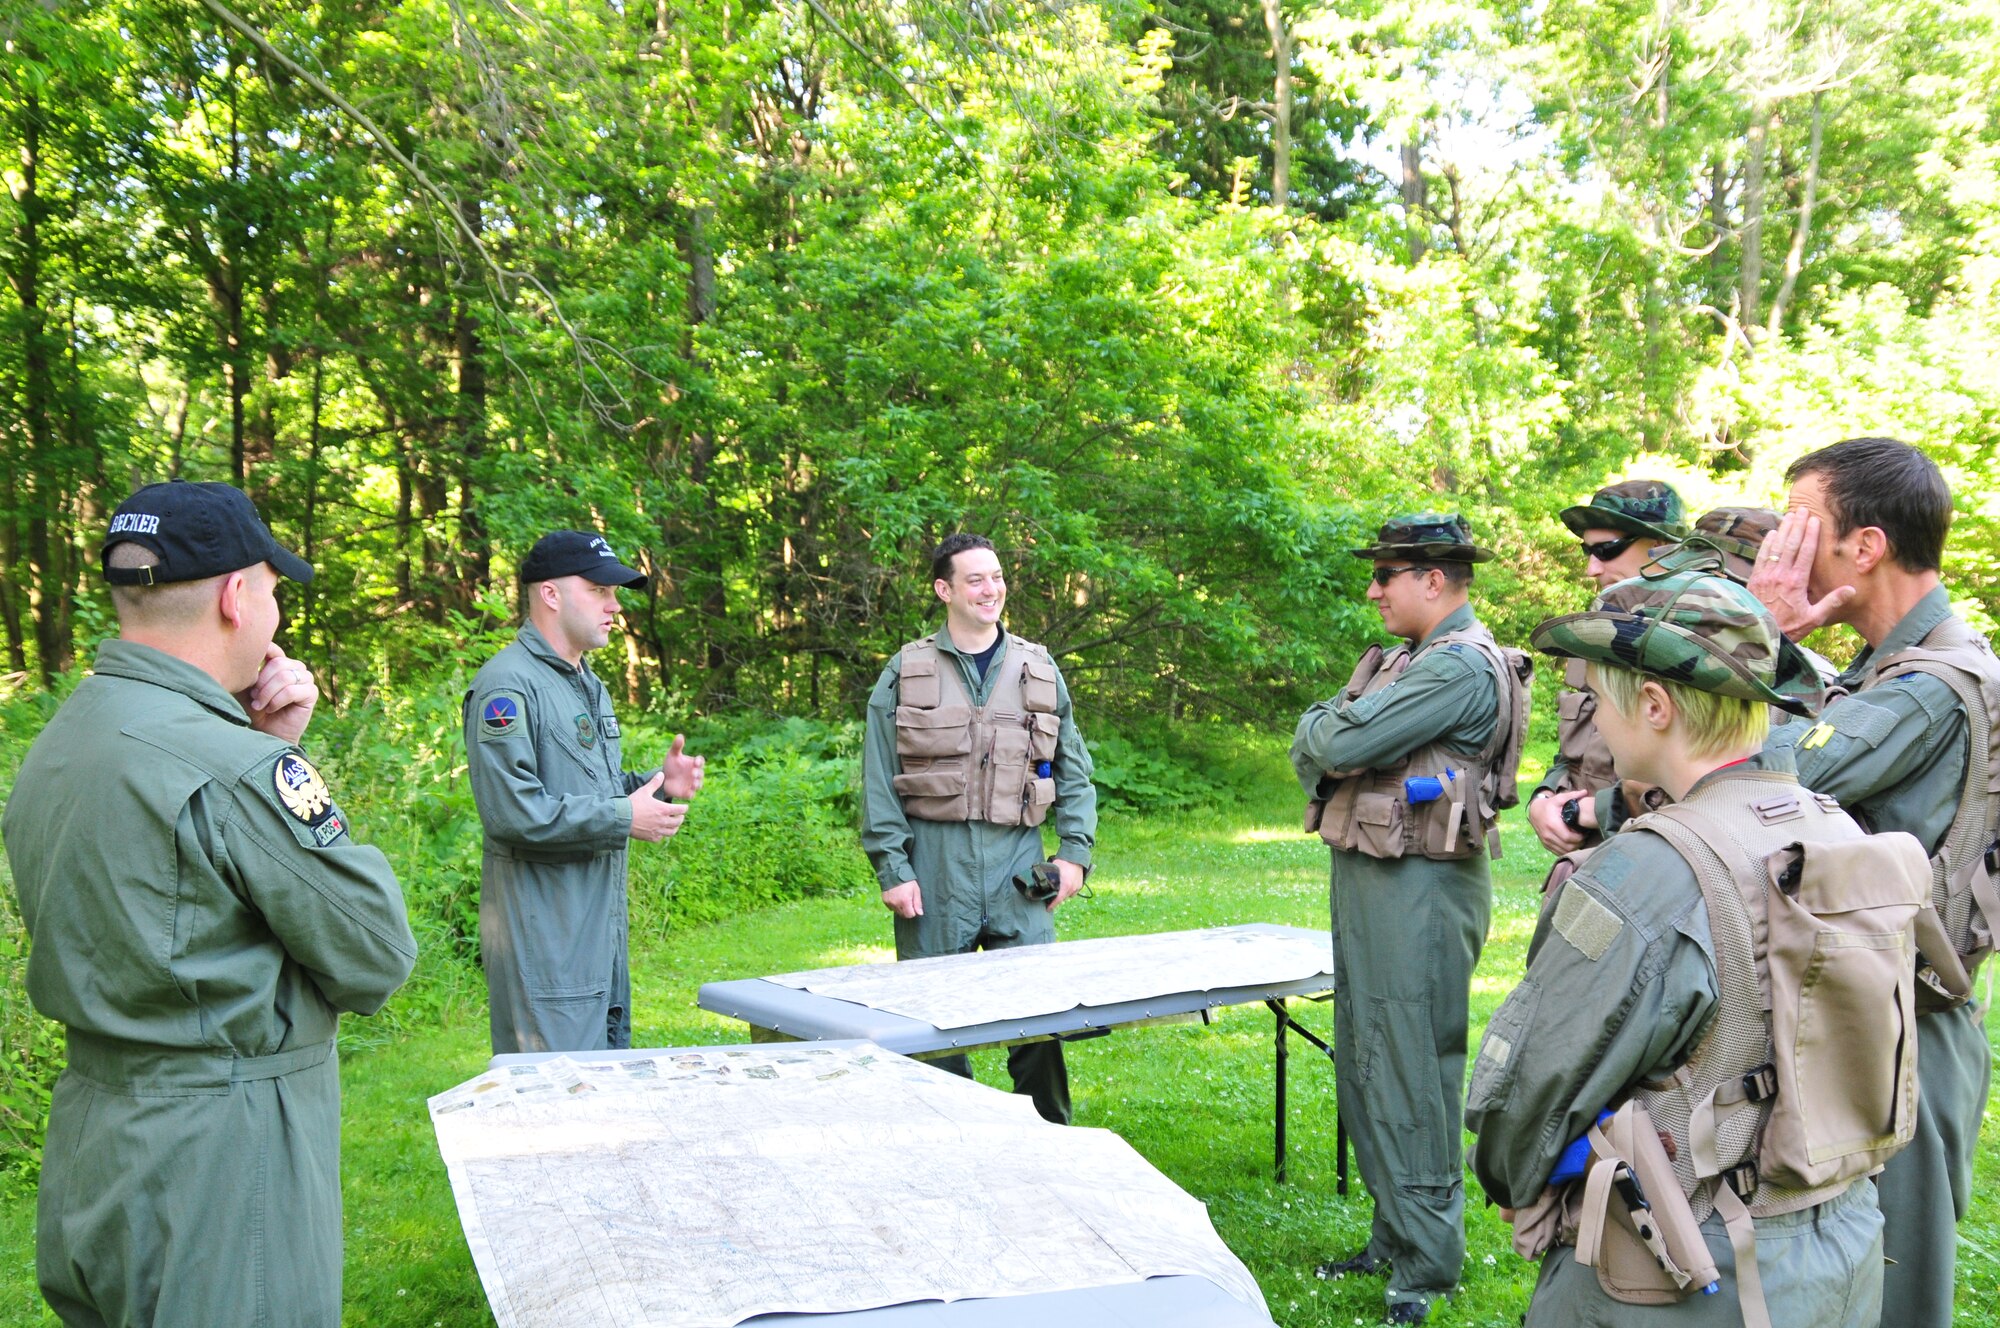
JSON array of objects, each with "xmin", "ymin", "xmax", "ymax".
[
  {"xmin": 1739, "ymin": 99, "xmax": 1770, "ymax": 335},
  {"xmin": 1261, "ymin": 0, "xmax": 1292, "ymax": 210},
  {"xmin": 455, "ymin": 198, "xmax": 490, "ymax": 612},
  {"xmin": 1766, "ymin": 91, "xmax": 1823, "ymax": 339},
  {"xmin": 11, "ymin": 88, "xmax": 68, "ymax": 682},
  {"xmin": 1400, "ymin": 142, "xmax": 1427, "ymax": 263}
]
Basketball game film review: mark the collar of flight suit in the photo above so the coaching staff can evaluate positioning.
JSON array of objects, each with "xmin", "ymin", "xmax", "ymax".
[
  {"xmin": 90, "ymin": 637, "xmax": 254, "ymax": 726},
  {"xmin": 1840, "ymin": 583, "xmax": 1954, "ymax": 688},
  {"xmin": 1411, "ymin": 600, "xmax": 1479, "ymax": 655},
  {"xmin": 1678, "ymin": 744, "xmax": 1799, "ymax": 801},
  {"xmin": 515, "ymin": 620, "xmax": 593, "ymax": 678}
]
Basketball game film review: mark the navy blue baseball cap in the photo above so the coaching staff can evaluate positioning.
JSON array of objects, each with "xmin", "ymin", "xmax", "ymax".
[
  {"xmin": 102, "ymin": 479, "xmax": 312, "ymax": 586},
  {"xmin": 519, "ymin": 530, "xmax": 648, "ymax": 590}
]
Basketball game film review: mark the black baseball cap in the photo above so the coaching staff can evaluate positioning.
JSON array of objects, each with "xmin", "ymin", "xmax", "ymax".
[
  {"xmin": 519, "ymin": 530, "xmax": 648, "ymax": 590},
  {"xmin": 102, "ymin": 479, "xmax": 313, "ymax": 586}
]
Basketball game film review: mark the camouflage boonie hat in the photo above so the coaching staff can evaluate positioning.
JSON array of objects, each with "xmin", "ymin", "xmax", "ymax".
[
  {"xmin": 1559, "ymin": 479, "xmax": 1688, "ymax": 543},
  {"xmin": 1347, "ymin": 512, "xmax": 1495, "ymax": 563},
  {"xmin": 1530, "ymin": 567, "xmax": 1824, "ymax": 716},
  {"xmin": 1645, "ymin": 507, "xmax": 1779, "ymax": 585}
]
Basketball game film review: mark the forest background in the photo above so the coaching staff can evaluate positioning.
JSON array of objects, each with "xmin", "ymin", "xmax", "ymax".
[{"xmin": 2, "ymin": 0, "xmax": 2000, "ymax": 1280}]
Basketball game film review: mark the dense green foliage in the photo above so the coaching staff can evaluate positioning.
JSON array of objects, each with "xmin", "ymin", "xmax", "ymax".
[{"xmin": 2, "ymin": 0, "xmax": 1996, "ymax": 715}]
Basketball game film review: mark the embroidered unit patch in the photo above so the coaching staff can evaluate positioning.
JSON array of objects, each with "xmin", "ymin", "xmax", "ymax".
[
  {"xmin": 274, "ymin": 754, "xmax": 332, "ymax": 821},
  {"xmin": 481, "ymin": 695, "xmax": 519, "ymax": 737},
  {"xmin": 574, "ymin": 713, "xmax": 597, "ymax": 749}
]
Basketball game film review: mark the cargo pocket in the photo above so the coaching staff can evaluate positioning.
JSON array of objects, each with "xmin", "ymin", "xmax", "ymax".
[
  {"xmin": 1021, "ymin": 776, "xmax": 1057, "ymax": 828},
  {"xmin": 1468, "ymin": 978, "xmax": 1538, "ymax": 1112},
  {"xmin": 891, "ymin": 770, "xmax": 969, "ymax": 821},
  {"xmin": 1785, "ymin": 916, "xmax": 1910, "ymax": 1173},
  {"xmin": 894, "ymin": 705, "xmax": 972, "ymax": 760},
  {"xmin": 1352, "ymin": 792, "xmax": 1407, "ymax": 859},
  {"xmin": 1026, "ymin": 711, "xmax": 1060, "ymax": 762},
  {"xmin": 899, "ymin": 652, "xmax": 942, "ymax": 708},
  {"xmin": 1021, "ymin": 653, "xmax": 1059, "ymax": 711}
]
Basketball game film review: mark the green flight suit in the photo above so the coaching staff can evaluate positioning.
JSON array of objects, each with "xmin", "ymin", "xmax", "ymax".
[
  {"xmin": 1467, "ymin": 754, "xmax": 1885, "ymax": 1327},
  {"xmin": 2, "ymin": 639, "xmax": 416, "ymax": 1328},
  {"xmin": 1289, "ymin": 602, "xmax": 1498, "ymax": 1311},
  {"xmin": 860, "ymin": 629, "xmax": 1098, "ymax": 1124},
  {"xmin": 466, "ymin": 623, "xmax": 659, "ymax": 1055},
  {"xmin": 1768, "ymin": 586, "xmax": 1983, "ymax": 1328}
]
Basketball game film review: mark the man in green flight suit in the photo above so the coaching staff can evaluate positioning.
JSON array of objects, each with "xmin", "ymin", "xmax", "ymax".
[
  {"xmin": 1468, "ymin": 569, "xmax": 1888, "ymax": 1328},
  {"xmin": 1527, "ymin": 479, "xmax": 1686, "ymax": 855},
  {"xmin": 4, "ymin": 479, "xmax": 418, "ymax": 1328},
  {"xmin": 1746, "ymin": 437, "xmax": 1999, "ymax": 1328},
  {"xmin": 1292, "ymin": 513, "xmax": 1528, "ymax": 1325},
  {"xmin": 467, "ymin": 529, "xmax": 706, "ymax": 1055},
  {"xmin": 860, "ymin": 533, "xmax": 1098, "ymax": 1124}
]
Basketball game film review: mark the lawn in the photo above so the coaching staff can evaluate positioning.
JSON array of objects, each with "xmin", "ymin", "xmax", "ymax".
[{"xmin": 5, "ymin": 755, "xmax": 2000, "ymax": 1326}]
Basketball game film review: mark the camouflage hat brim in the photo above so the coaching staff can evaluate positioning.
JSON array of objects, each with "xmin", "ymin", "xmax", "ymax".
[
  {"xmin": 1346, "ymin": 541, "xmax": 1496, "ymax": 563},
  {"xmin": 1530, "ymin": 601, "xmax": 1825, "ymax": 716},
  {"xmin": 1558, "ymin": 504, "xmax": 1685, "ymax": 544}
]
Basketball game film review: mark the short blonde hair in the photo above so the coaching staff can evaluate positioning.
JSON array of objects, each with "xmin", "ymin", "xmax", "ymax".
[{"xmin": 1591, "ymin": 662, "xmax": 1769, "ymax": 760}]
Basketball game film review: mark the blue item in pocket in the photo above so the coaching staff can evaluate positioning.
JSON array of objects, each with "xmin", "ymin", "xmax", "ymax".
[
  {"xmin": 1404, "ymin": 771, "xmax": 1456, "ymax": 803},
  {"xmin": 1037, "ymin": 761, "xmax": 1052, "ymax": 778}
]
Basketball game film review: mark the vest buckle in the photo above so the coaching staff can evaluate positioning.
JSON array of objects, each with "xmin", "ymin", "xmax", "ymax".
[
  {"xmin": 1722, "ymin": 1161, "xmax": 1759, "ymax": 1201},
  {"xmin": 1741, "ymin": 1062, "xmax": 1777, "ymax": 1103}
]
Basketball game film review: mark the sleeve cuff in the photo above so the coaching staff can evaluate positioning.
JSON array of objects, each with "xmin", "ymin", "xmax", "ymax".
[{"xmin": 1054, "ymin": 842, "xmax": 1093, "ymax": 872}]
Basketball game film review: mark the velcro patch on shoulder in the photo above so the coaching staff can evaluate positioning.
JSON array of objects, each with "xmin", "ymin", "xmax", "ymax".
[
  {"xmin": 1827, "ymin": 698, "xmax": 1900, "ymax": 748},
  {"xmin": 478, "ymin": 689, "xmax": 527, "ymax": 742},
  {"xmin": 272, "ymin": 753, "xmax": 348, "ymax": 847},
  {"xmin": 1553, "ymin": 883, "xmax": 1623, "ymax": 962}
]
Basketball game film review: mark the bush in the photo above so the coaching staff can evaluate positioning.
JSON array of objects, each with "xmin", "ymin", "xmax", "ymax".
[{"xmin": 630, "ymin": 717, "xmax": 877, "ymax": 936}]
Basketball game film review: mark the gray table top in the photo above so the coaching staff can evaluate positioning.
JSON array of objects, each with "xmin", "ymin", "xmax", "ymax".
[{"xmin": 695, "ymin": 922, "xmax": 1334, "ymax": 1057}]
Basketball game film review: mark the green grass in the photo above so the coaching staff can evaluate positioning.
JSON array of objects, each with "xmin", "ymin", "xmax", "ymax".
[{"xmin": 6, "ymin": 752, "xmax": 2000, "ymax": 1326}]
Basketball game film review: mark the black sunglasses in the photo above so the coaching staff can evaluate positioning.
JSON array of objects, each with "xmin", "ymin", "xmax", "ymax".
[
  {"xmin": 1579, "ymin": 535, "xmax": 1640, "ymax": 562},
  {"xmin": 1370, "ymin": 565, "xmax": 1429, "ymax": 587}
]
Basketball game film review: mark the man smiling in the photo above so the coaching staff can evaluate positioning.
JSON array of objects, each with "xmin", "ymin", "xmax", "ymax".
[{"xmin": 860, "ymin": 533, "xmax": 1099, "ymax": 1123}]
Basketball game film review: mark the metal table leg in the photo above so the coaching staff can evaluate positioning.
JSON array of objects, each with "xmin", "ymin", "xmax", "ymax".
[{"xmin": 1266, "ymin": 997, "xmax": 1344, "ymax": 1192}]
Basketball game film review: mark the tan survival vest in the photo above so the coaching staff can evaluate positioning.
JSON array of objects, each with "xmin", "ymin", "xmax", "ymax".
[
  {"xmin": 1601, "ymin": 779, "xmax": 1963, "ymax": 1328},
  {"xmin": 1552, "ymin": 657, "xmax": 1619, "ymax": 796},
  {"xmin": 1856, "ymin": 612, "xmax": 2000, "ymax": 989},
  {"xmin": 1306, "ymin": 623, "xmax": 1532, "ymax": 861},
  {"xmin": 892, "ymin": 634, "xmax": 1062, "ymax": 828}
]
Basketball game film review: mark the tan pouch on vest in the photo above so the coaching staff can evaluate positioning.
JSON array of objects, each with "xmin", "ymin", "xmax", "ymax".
[
  {"xmin": 1750, "ymin": 833, "xmax": 1968, "ymax": 1187},
  {"xmin": 1573, "ymin": 1102, "xmax": 1720, "ymax": 1306}
]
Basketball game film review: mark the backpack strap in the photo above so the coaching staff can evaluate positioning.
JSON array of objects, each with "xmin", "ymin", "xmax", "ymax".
[
  {"xmin": 1867, "ymin": 647, "xmax": 2000, "ymax": 970},
  {"xmin": 1624, "ymin": 804, "xmax": 1775, "ymax": 1181}
]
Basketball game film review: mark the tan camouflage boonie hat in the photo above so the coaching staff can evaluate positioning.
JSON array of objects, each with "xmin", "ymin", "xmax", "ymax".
[
  {"xmin": 1347, "ymin": 512, "xmax": 1495, "ymax": 563},
  {"xmin": 1559, "ymin": 479, "xmax": 1688, "ymax": 542},
  {"xmin": 1530, "ymin": 568, "xmax": 1824, "ymax": 716},
  {"xmin": 1646, "ymin": 507, "xmax": 1780, "ymax": 584}
]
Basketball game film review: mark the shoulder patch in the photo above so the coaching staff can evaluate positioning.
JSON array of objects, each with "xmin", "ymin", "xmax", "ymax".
[
  {"xmin": 1553, "ymin": 883, "xmax": 1623, "ymax": 962},
  {"xmin": 478, "ymin": 690, "xmax": 527, "ymax": 743},
  {"xmin": 273, "ymin": 753, "xmax": 348, "ymax": 847}
]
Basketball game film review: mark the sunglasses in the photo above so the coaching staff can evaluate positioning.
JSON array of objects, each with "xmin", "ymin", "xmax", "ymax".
[
  {"xmin": 1370, "ymin": 565, "xmax": 1429, "ymax": 587},
  {"xmin": 1579, "ymin": 535, "xmax": 1640, "ymax": 562}
]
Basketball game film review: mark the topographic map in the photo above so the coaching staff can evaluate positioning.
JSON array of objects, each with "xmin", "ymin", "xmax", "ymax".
[
  {"xmin": 429, "ymin": 1044, "xmax": 1268, "ymax": 1328},
  {"xmin": 764, "ymin": 925, "xmax": 1333, "ymax": 1029}
]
